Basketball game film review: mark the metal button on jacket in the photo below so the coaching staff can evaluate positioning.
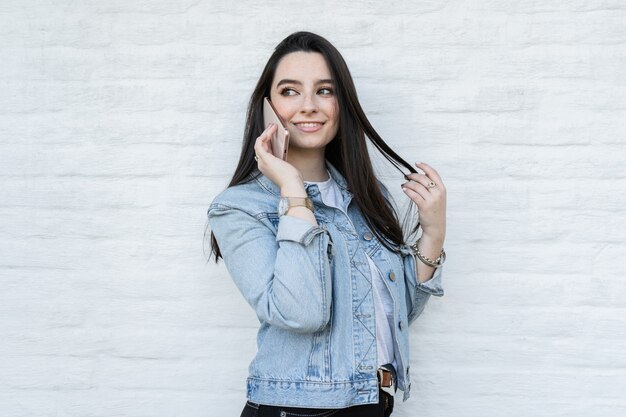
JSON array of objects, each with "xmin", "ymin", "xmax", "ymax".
[
  {"xmin": 363, "ymin": 231, "xmax": 373, "ymax": 240},
  {"xmin": 388, "ymin": 271, "xmax": 396, "ymax": 281}
]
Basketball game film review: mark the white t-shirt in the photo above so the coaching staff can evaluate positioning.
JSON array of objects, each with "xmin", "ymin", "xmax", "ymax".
[{"xmin": 305, "ymin": 171, "xmax": 396, "ymax": 367}]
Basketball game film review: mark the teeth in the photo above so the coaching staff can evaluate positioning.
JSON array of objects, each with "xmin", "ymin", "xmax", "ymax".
[{"xmin": 296, "ymin": 122, "xmax": 322, "ymax": 127}]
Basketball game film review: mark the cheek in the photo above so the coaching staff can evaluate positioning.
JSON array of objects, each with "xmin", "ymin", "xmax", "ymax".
[
  {"xmin": 269, "ymin": 92, "xmax": 291, "ymax": 119},
  {"xmin": 328, "ymin": 101, "xmax": 339, "ymax": 124},
  {"xmin": 273, "ymin": 100, "xmax": 298, "ymax": 121},
  {"xmin": 319, "ymin": 97, "xmax": 336, "ymax": 116}
]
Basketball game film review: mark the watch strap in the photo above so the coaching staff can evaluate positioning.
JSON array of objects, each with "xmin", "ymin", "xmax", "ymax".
[{"xmin": 279, "ymin": 196, "xmax": 313, "ymax": 216}]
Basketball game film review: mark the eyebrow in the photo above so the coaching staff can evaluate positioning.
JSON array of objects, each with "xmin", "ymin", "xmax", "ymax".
[{"xmin": 276, "ymin": 78, "xmax": 334, "ymax": 87}]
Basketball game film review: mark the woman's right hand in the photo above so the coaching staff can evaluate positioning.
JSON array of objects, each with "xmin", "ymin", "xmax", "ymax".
[{"xmin": 254, "ymin": 124, "xmax": 305, "ymax": 193}]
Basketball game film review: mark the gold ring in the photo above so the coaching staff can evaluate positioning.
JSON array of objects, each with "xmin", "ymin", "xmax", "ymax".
[{"xmin": 427, "ymin": 181, "xmax": 437, "ymax": 189}]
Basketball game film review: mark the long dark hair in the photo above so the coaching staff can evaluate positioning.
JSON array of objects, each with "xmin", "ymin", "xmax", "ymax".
[{"xmin": 208, "ymin": 31, "xmax": 419, "ymax": 262}]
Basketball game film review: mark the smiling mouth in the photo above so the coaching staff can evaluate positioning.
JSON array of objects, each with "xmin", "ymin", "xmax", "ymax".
[
  {"xmin": 293, "ymin": 122, "xmax": 325, "ymax": 128},
  {"xmin": 292, "ymin": 121, "xmax": 325, "ymax": 133}
]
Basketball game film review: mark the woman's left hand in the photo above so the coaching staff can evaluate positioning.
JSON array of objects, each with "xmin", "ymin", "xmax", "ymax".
[{"xmin": 401, "ymin": 162, "xmax": 447, "ymax": 242}]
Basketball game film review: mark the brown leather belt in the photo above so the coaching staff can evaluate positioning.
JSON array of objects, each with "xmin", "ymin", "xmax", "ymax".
[{"xmin": 377, "ymin": 365, "xmax": 396, "ymax": 397}]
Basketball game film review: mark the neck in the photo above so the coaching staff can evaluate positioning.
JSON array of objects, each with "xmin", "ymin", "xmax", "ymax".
[{"xmin": 287, "ymin": 147, "xmax": 329, "ymax": 182}]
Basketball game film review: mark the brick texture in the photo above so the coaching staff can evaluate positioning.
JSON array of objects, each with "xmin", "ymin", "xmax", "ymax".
[{"xmin": 1, "ymin": 1, "xmax": 625, "ymax": 416}]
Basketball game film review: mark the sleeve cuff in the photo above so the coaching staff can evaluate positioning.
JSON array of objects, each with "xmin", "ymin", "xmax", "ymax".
[
  {"xmin": 276, "ymin": 215, "xmax": 327, "ymax": 245},
  {"xmin": 416, "ymin": 266, "xmax": 444, "ymax": 297}
]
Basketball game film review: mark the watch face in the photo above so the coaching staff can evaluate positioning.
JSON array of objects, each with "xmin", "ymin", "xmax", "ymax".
[{"xmin": 278, "ymin": 197, "xmax": 288, "ymax": 216}]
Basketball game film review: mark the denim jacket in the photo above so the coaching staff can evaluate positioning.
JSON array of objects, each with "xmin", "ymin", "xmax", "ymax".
[{"xmin": 207, "ymin": 160, "xmax": 443, "ymax": 408}]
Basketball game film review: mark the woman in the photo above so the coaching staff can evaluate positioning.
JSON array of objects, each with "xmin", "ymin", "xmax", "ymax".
[{"xmin": 208, "ymin": 31, "xmax": 446, "ymax": 417}]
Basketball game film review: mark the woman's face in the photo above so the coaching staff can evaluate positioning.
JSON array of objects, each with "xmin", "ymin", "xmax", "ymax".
[{"xmin": 269, "ymin": 52, "xmax": 339, "ymax": 154}]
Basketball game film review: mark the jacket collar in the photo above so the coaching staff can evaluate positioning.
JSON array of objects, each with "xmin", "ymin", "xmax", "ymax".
[{"xmin": 254, "ymin": 159, "xmax": 350, "ymax": 196}]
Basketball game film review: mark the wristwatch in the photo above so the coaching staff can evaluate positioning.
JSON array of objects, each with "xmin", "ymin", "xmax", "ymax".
[{"xmin": 278, "ymin": 196, "xmax": 314, "ymax": 217}]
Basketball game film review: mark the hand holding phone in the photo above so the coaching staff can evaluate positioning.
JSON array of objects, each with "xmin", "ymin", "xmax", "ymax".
[{"xmin": 263, "ymin": 97, "xmax": 289, "ymax": 160}]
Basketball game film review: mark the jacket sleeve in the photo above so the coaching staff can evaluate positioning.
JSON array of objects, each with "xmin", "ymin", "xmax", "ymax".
[
  {"xmin": 375, "ymin": 179, "xmax": 444, "ymax": 325},
  {"xmin": 400, "ymin": 244, "xmax": 444, "ymax": 325},
  {"xmin": 208, "ymin": 203, "xmax": 334, "ymax": 333}
]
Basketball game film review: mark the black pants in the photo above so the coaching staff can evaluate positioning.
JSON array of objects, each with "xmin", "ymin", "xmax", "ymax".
[{"xmin": 240, "ymin": 390, "xmax": 394, "ymax": 417}]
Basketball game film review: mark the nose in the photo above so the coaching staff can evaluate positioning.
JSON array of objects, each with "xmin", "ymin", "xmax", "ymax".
[{"xmin": 300, "ymin": 93, "xmax": 319, "ymax": 113}]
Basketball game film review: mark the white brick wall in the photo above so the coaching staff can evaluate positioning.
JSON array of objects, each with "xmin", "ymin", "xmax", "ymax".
[{"xmin": 1, "ymin": 1, "xmax": 625, "ymax": 416}]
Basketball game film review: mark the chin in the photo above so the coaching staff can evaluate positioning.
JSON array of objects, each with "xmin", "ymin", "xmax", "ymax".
[{"xmin": 290, "ymin": 133, "xmax": 333, "ymax": 148}]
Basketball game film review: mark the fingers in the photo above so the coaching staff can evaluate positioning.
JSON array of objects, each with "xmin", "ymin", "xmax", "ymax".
[
  {"xmin": 254, "ymin": 124, "xmax": 277, "ymax": 161},
  {"xmin": 415, "ymin": 162, "xmax": 444, "ymax": 189},
  {"xmin": 404, "ymin": 173, "xmax": 439, "ymax": 193},
  {"xmin": 401, "ymin": 180, "xmax": 430, "ymax": 204},
  {"xmin": 402, "ymin": 161, "xmax": 446, "ymax": 207},
  {"xmin": 405, "ymin": 163, "xmax": 445, "ymax": 192}
]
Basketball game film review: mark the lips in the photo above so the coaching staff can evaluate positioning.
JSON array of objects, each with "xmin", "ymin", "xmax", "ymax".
[
  {"xmin": 293, "ymin": 121, "xmax": 325, "ymax": 133},
  {"xmin": 294, "ymin": 122, "xmax": 324, "ymax": 127}
]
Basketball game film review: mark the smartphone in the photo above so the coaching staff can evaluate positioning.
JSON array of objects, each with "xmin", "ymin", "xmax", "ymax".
[{"xmin": 263, "ymin": 97, "xmax": 289, "ymax": 160}]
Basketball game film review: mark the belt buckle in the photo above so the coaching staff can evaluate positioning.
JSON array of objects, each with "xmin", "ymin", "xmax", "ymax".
[{"xmin": 377, "ymin": 367, "xmax": 395, "ymax": 397}]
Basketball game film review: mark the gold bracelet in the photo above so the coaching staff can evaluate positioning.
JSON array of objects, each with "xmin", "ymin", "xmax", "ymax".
[{"xmin": 410, "ymin": 238, "xmax": 446, "ymax": 268}]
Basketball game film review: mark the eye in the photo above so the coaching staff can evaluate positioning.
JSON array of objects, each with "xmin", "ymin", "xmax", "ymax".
[
  {"xmin": 318, "ymin": 87, "xmax": 334, "ymax": 95},
  {"xmin": 280, "ymin": 87, "xmax": 298, "ymax": 96}
]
